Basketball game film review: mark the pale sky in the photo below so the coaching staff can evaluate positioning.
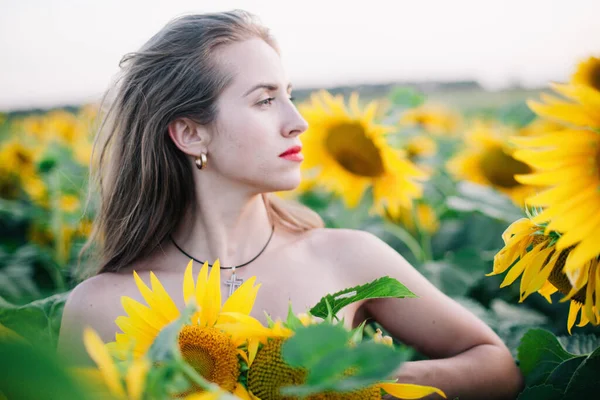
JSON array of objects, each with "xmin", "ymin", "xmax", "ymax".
[{"xmin": 0, "ymin": 0, "xmax": 598, "ymax": 111}]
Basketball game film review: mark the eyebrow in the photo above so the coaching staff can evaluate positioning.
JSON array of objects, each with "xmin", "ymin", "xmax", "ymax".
[{"xmin": 243, "ymin": 82, "xmax": 293, "ymax": 97}]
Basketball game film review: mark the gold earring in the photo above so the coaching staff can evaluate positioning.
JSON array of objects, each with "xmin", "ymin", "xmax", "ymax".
[{"xmin": 195, "ymin": 153, "xmax": 207, "ymax": 170}]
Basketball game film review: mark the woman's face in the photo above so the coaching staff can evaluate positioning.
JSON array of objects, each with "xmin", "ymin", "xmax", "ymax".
[{"xmin": 207, "ymin": 37, "xmax": 308, "ymax": 193}]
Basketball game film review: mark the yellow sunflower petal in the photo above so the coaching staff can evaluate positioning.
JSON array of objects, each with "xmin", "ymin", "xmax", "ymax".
[
  {"xmin": 378, "ymin": 382, "xmax": 446, "ymax": 399},
  {"xmin": 83, "ymin": 328, "xmax": 125, "ymax": 397},
  {"xmin": 538, "ymin": 281, "xmax": 558, "ymax": 303},
  {"xmin": 519, "ymin": 247, "xmax": 555, "ymax": 302},
  {"xmin": 133, "ymin": 271, "xmax": 179, "ymax": 322},
  {"xmin": 567, "ymin": 302, "xmax": 583, "ymax": 335},
  {"xmin": 583, "ymin": 264, "xmax": 597, "ymax": 324},
  {"xmin": 248, "ymin": 338, "xmax": 260, "ymax": 367},
  {"xmin": 527, "ymin": 99, "xmax": 599, "ymax": 128},
  {"xmin": 184, "ymin": 391, "xmax": 223, "ymax": 400},
  {"xmin": 221, "ymin": 276, "xmax": 260, "ymax": 317},
  {"xmin": 121, "ymin": 297, "xmax": 164, "ymax": 332},
  {"xmin": 194, "ymin": 261, "xmax": 211, "ymax": 321},
  {"xmin": 183, "ymin": 259, "xmax": 196, "ymax": 304},
  {"xmin": 125, "ymin": 358, "xmax": 150, "ymax": 400},
  {"xmin": 564, "ymin": 233, "xmax": 600, "ymax": 271},
  {"xmin": 233, "ymin": 382, "xmax": 255, "ymax": 400},
  {"xmin": 200, "ymin": 259, "xmax": 222, "ymax": 327},
  {"xmin": 500, "ymin": 243, "xmax": 546, "ymax": 288}
]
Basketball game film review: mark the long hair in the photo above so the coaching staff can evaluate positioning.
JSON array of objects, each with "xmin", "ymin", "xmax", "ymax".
[{"xmin": 77, "ymin": 10, "xmax": 323, "ymax": 280}]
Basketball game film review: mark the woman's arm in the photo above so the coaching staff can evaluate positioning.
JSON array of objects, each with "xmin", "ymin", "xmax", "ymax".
[{"xmin": 338, "ymin": 229, "xmax": 524, "ymax": 400}]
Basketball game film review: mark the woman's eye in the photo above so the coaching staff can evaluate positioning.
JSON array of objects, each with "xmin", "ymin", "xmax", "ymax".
[
  {"xmin": 258, "ymin": 96, "xmax": 295, "ymax": 107},
  {"xmin": 259, "ymin": 97, "xmax": 275, "ymax": 106}
]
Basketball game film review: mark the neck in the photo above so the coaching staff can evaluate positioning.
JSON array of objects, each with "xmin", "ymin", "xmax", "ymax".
[{"xmin": 170, "ymin": 186, "xmax": 274, "ymax": 270}]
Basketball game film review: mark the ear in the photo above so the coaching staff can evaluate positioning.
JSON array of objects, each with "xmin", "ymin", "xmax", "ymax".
[{"xmin": 167, "ymin": 117, "xmax": 211, "ymax": 156}]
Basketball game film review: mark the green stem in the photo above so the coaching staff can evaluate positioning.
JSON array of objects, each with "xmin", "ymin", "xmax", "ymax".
[
  {"xmin": 48, "ymin": 169, "xmax": 66, "ymax": 291},
  {"xmin": 420, "ymin": 232, "xmax": 433, "ymax": 262},
  {"xmin": 382, "ymin": 222, "xmax": 426, "ymax": 263}
]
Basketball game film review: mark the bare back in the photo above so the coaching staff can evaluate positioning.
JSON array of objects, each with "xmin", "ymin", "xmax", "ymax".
[{"xmin": 57, "ymin": 227, "xmax": 368, "ymax": 364}]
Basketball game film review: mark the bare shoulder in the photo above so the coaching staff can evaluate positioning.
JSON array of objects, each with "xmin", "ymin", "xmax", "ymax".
[
  {"xmin": 301, "ymin": 227, "xmax": 394, "ymax": 270},
  {"xmin": 300, "ymin": 227, "xmax": 379, "ymax": 254},
  {"xmin": 57, "ymin": 272, "xmax": 129, "ymax": 364}
]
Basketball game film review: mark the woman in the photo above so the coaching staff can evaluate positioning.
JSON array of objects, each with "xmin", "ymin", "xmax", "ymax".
[{"xmin": 58, "ymin": 10, "xmax": 523, "ymax": 399}]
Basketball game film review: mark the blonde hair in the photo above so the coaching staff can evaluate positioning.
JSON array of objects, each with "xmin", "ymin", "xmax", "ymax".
[{"xmin": 77, "ymin": 10, "xmax": 323, "ymax": 279}]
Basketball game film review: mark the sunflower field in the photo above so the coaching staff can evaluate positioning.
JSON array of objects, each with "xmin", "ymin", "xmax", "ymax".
[{"xmin": 1, "ymin": 56, "xmax": 600, "ymax": 399}]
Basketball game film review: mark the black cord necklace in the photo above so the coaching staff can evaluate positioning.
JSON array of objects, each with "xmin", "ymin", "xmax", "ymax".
[{"xmin": 168, "ymin": 224, "xmax": 275, "ymax": 270}]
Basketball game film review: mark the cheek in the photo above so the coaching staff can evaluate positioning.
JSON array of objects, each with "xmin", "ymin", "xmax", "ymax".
[{"xmin": 212, "ymin": 112, "xmax": 274, "ymax": 173}]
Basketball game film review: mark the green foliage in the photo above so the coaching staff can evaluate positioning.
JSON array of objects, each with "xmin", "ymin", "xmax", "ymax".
[
  {"xmin": 0, "ymin": 339, "xmax": 89, "ymax": 399},
  {"xmin": 446, "ymin": 181, "xmax": 524, "ymax": 224},
  {"xmin": 516, "ymin": 385, "xmax": 563, "ymax": 400},
  {"xmin": 0, "ymin": 291, "xmax": 68, "ymax": 349},
  {"xmin": 517, "ymin": 329, "xmax": 600, "ymax": 398},
  {"xmin": 518, "ymin": 329, "xmax": 575, "ymax": 385},
  {"xmin": 309, "ymin": 276, "xmax": 416, "ymax": 320},
  {"xmin": 280, "ymin": 323, "xmax": 407, "ymax": 397},
  {"xmin": 387, "ymin": 86, "xmax": 425, "ymax": 108}
]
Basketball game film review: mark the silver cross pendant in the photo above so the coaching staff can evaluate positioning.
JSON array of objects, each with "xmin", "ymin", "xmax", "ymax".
[{"xmin": 224, "ymin": 267, "xmax": 244, "ymax": 298}]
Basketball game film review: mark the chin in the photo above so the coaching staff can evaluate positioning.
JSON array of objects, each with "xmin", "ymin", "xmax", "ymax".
[{"xmin": 263, "ymin": 172, "xmax": 302, "ymax": 193}]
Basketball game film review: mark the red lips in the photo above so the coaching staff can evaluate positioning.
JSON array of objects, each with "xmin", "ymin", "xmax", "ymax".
[{"xmin": 279, "ymin": 145, "xmax": 302, "ymax": 157}]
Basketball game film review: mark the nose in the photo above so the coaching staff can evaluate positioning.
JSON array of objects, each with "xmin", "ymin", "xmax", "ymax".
[{"xmin": 282, "ymin": 101, "xmax": 309, "ymax": 138}]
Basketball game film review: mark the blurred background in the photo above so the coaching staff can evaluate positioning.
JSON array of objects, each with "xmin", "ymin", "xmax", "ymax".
[
  {"xmin": 1, "ymin": 0, "xmax": 599, "ymax": 111},
  {"xmin": 1, "ymin": 1, "xmax": 600, "ymax": 398}
]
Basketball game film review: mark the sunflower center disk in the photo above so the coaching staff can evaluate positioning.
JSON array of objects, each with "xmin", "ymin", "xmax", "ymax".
[
  {"xmin": 325, "ymin": 123, "xmax": 385, "ymax": 177},
  {"xmin": 590, "ymin": 64, "xmax": 600, "ymax": 91},
  {"xmin": 547, "ymin": 247, "xmax": 587, "ymax": 304},
  {"xmin": 178, "ymin": 325, "xmax": 240, "ymax": 392},
  {"xmin": 479, "ymin": 147, "xmax": 531, "ymax": 188},
  {"xmin": 247, "ymin": 338, "xmax": 381, "ymax": 400},
  {"xmin": 247, "ymin": 338, "xmax": 307, "ymax": 400}
]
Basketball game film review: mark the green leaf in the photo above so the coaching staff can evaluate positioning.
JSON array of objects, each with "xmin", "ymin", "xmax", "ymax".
[
  {"xmin": 304, "ymin": 346, "xmax": 357, "ymax": 386},
  {"xmin": 0, "ymin": 340, "xmax": 90, "ymax": 399},
  {"xmin": 309, "ymin": 276, "xmax": 416, "ymax": 320},
  {"xmin": 563, "ymin": 346, "xmax": 600, "ymax": 399},
  {"xmin": 281, "ymin": 323, "xmax": 349, "ymax": 369},
  {"xmin": 349, "ymin": 319, "xmax": 367, "ymax": 345},
  {"xmin": 0, "ymin": 291, "xmax": 69, "ymax": 349},
  {"xmin": 446, "ymin": 181, "xmax": 524, "ymax": 223},
  {"xmin": 517, "ymin": 328, "xmax": 575, "ymax": 386},
  {"xmin": 516, "ymin": 384, "xmax": 563, "ymax": 400},
  {"xmin": 544, "ymin": 356, "xmax": 586, "ymax": 393},
  {"xmin": 281, "ymin": 323, "xmax": 406, "ymax": 397},
  {"xmin": 333, "ymin": 341, "xmax": 407, "ymax": 390},
  {"xmin": 284, "ymin": 302, "xmax": 303, "ymax": 330}
]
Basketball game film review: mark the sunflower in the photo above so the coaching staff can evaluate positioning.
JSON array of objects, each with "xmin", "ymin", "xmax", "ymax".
[
  {"xmin": 82, "ymin": 328, "xmax": 227, "ymax": 400},
  {"xmin": 399, "ymin": 103, "xmax": 462, "ymax": 136},
  {"xmin": 299, "ymin": 90, "xmax": 429, "ymax": 213},
  {"xmin": 109, "ymin": 259, "xmax": 280, "ymax": 397},
  {"xmin": 513, "ymin": 84, "xmax": 600, "ymax": 271},
  {"xmin": 246, "ymin": 337, "xmax": 445, "ymax": 400},
  {"xmin": 403, "ymin": 135, "xmax": 438, "ymax": 161},
  {"xmin": 571, "ymin": 56, "xmax": 600, "ymax": 92},
  {"xmin": 60, "ymin": 194, "xmax": 81, "ymax": 213},
  {"xmin": 446, "ymin": 121, "xmax": 535, "ymax": 205},
  {"xmin": 487, "ymin": 215, "xmax": 599, "ymax": 333},
  {"xmin": 0, "ymin": 138, "xmax": 48, "ymax": 205}
]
